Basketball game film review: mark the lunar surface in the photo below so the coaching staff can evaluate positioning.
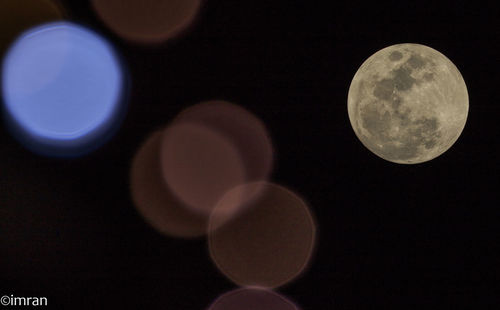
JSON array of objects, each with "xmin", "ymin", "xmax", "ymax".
[{"xmin": 348, "ymin": 43, "xmax": 468, "ymax": 164}]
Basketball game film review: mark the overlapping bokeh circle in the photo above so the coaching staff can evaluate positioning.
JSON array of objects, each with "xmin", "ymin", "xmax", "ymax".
[
  {"xmin": 131, "ymin": 100, "xmax": 276, "ymax": 238},
  {"xmin": 131, "ymin": 99, "xmax": 316, "ymax": 295}
]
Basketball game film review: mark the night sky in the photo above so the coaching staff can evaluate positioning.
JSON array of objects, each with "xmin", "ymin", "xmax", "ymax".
[{"xmin": 1, "ymin": 0, "xmax": 499, "ymax": 308}]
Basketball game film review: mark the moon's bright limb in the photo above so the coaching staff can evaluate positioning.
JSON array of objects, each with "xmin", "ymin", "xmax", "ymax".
[{"xmin": 348, "ymin": 43, "xmax": 469, "ymax": 164}]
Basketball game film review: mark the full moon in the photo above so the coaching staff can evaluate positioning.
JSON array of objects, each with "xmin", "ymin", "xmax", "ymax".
[{"xmin": 348, "ymin": 43, "xmax": 468, "ymax": 164}]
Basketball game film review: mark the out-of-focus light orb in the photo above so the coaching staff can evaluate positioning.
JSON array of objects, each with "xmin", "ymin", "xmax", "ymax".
[
  {"xmin": 175, "ymin": 101, "xmax": 274, "ymax": 188},
  {"xmin": 1, "ymin": 22, "xmax": 126, "ymax": 156},
  {"xmin": 0, "ymin": 0, "xmax": 64, "ymax": 54},
  {"xmin": 130, "ymin": 131, "xmax": 207, "ymax": 239},
  {"xmin": 208, "ymin": 182, "xmax": 316, "ymax": 289},
  {"xmin": 160, "ymin": 101, "xmax": 274, "ymax": 216},
  {"xmin": 207, "ymin": 287, "xmax": 301, "ymax": 310},
  {"xmin": 161, "ymin": 122, "xmax": 247, "ymax": 215},
  {"xmin": 91, "ymin": 0, "xmax": 202, "ymax": 44}
]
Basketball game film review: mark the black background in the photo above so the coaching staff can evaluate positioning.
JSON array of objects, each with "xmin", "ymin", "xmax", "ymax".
[{"xmin": 1, "ymin": 0, "xmax": 499, "ymax": 308}]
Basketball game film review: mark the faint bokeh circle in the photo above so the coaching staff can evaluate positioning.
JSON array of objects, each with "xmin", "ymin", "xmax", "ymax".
[
  {"xmin": 208, "ymin": 182, "xmax": 316, "ymax": 288},
  {"xmin": 207, "ymin": 287, "xmax": 301, "ymax": 310},
  {"xmin": 0, "ymin": 0, "xmax": 64, "ymax": 54},
  {"xmin": 91, "ymin": 0, "xmax": 202, "ymax": 44},
  {"xmin": 130, "ymin": 130, "xmax": 207, "ymax": 238}
]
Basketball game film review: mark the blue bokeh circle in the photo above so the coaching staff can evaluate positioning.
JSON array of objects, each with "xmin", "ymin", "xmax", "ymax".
[{"xmin": 1, "ymin": 22, "xmax": 127, "ymax": 157}]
